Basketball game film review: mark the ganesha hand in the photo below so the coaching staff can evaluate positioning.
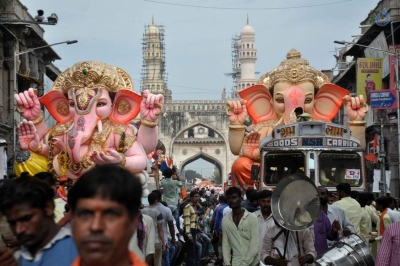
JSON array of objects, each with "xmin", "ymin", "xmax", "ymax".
[
  {"xmin": 90, "ymin": 149, "xmax": 122, "ymax": 165},
  {"xmin": 226, "ymin": 99, "xmax": 247, "ymax": 125},
  {"xmin": 343, "ymin": 95, "xmax": 368, "ymax": 122},
  {"xmin": 17, "ymin": 119, "xmax": 41, "ymax": 151},
  {"xmin": 140, "ymin": 90, "xmax": 165, "ymax": 121},
  {"xmin": 14, "ymin": 88, "xmax": 42, "ymax": 121},
  {"xmin": 241, "ymin": 131, "xmax": 260, "ymax": 160}
]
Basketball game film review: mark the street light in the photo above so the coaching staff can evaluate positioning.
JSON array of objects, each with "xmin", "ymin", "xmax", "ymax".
[
  {"xmin": 12, "ymin": 40, "xmax": 78, "ymax": 158},
  {"xmin": 334, "ymin": 20, "xmax": 400, "ymax": 196},
  {"xmin": 0, "ymin": 10, "xmax": 58, "ymax": 25},
  {"xmin": 333, "ymin": 40, "xmax": 396, "ymax": 55}
]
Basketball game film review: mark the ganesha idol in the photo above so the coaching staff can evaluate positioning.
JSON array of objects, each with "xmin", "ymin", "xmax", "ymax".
[
  {"xmin": 14, "ymin": 61, "xmax": 163, "ymax": 196},
  {"xmin": 226, "ymin": 49, "xmax": 369, "ymax": 189}
]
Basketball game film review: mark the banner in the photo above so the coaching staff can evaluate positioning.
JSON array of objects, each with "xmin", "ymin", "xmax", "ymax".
[
  {"xmin": 373, "ymin": 169, "xmax": 391, "ymax": 193},
  {"xmin": 389, "ymin": 45, "xmax": 400, "ymax": 90},
  {"xmin": 364, "ymin": 32, "xmax": 389, "ymax": 77},
  {"xmin": 357, "ymin": 58, "xmax": 383, "ymax": 105}
]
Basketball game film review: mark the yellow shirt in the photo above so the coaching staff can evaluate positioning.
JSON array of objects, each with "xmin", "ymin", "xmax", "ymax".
[{"xmin": 333, "ymin": 197, "xmax": 362, "ymax": 234}]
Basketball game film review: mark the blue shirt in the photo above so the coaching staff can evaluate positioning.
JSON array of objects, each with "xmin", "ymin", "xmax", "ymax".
[
  {"xmin": 214, "ymin": 203, "xmax": 228, "ymax": 231},
  {"xmin": 17, "ymin": 228, "xmax": 78, "ymax": 266}
]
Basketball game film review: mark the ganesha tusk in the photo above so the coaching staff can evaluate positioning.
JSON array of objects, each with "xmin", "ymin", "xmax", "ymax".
[
  {"xmin": 44, "ymin": 133, "xmax": 49, "ymax": 144},
  {"xmin": 97, "ymin": 120, "xmax": 103, "ymax": 133}
]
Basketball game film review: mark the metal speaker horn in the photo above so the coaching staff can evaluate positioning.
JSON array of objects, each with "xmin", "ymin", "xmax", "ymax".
[{"xmin": 271, "ymin": 173, "xmax": 320, "ymax": 231}]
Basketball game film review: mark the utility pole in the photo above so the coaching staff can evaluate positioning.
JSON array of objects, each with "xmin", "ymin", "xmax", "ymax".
[{"xmin": 380, "ymin": 118, "xmax": 387, "ymax": 196}]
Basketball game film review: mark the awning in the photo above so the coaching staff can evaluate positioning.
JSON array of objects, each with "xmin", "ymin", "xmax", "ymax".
[{"xmin": 17, "ymin": 73, "xmax": 43, "ymax": 85}]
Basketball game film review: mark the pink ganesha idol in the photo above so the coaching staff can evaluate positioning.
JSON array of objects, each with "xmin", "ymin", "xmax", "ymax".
[
  {"xmin": 226, "ymin": 49, "xmax": 369, "ymax": 190},
  {"xmin": 14, "ymin": 61, "xmax": 163, "ymax": 196}
]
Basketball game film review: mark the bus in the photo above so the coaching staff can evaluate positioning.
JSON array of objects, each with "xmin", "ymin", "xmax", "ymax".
[{"xmin": 258, "ymin": 121, "xmax": 367, "ymax": 192}]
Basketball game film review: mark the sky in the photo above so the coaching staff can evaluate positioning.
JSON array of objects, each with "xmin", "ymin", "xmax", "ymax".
[{"xmin": 23, "ymin": 0, "xmax": 378, "ymax": 178}]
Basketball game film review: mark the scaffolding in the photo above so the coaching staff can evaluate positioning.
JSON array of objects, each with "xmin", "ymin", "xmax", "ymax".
[
  {"xmin": 230, "ymin": 35, "xmax": 241, "ymax": 98},
  {"xmin": 140, "ymin": 23, "xmax": 168, "ymax": 92}
]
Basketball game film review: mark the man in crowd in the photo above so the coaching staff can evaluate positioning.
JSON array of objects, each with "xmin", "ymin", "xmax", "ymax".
[
  {"xmin": 319, "ymin": 186, "xmax": 354, "ymax": 238},
  {"xmin": 253, "ymin": 190, "xmax": 274, "ymax": 264},
  {"xmin": 152, "ymin": 189, "xmax": 176, "ymax": 266},
  {"xmin": 333, "ymin": 183, "xmax": 363, "ymax": 234},
  {"xmin": 244, "ymin": 191, "xmax": 259, "ymax": 213},
  {"xmin": 183, "ymin": 190, "xmax": 202, "ymax": 266},
  {"xmin": 141, "ymin": 192, "xmax": 166, "ymax": 266},
  {"xmin": 0, "ymin": 177, "xmax": 77, "ymax": 266},
  {"xmin": 375, "ymin": 196, "xmax": 398, "ymax": 239},
  {"xmin": 375, "ymin": 221, "xmax": 400, "ymax": 266},
  {"xmin": 357, "ymin": 193, "xmax": 373, "ymax": 243},
  {"xmin": 209, "ymin": 189, "xmax": 218, "ymax": 205},
  {"xmin": 212, "ymin": 195, "xmax": 228, "ymax": 265},
  {"xmin": 262, "ymin": 219, "xmax": 316, "ymax": 266},
  {"xmin": 222, "ymin": 187, "xmax": 259, "ymax": 266},
  {"xmin": 313, "ymin": 210, "xmax": 340, "ymax": 255},
  {"xmin": 68, "ymin": 164, "xmax": 147, "ymax": 266},
  {"xmin": 34, "ymin": 172, "xmax": 66, "ymax": 223},
  {"xmin": 160, "ymin": 168, "xmax": 182, "ymax": 227},
  {"xmin": 128, "ymin": 211, "xmax": 156, "ymax": 265}
]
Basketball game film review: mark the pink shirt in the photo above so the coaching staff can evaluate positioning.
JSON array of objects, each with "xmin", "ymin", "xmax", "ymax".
[{"xmin": 375, "ymin": 221, "xmax": 400, "ymax": 266}]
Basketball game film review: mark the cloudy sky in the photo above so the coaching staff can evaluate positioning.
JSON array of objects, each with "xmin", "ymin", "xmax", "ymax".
[{"xmin": 23, "ymin": 0, "xmax": 378, "ymax": 177}]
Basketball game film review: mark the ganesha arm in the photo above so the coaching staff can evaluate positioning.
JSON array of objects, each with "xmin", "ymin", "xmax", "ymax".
[
  {"xmin": 349, "ymin": 125, "xmax": 366, "ymax": 150},
  {"xmin": 137, "ymin": 124, "xmax": 159, "ymax": 155},
  {"xmin": 32, "ymin": 117, "xmax": 50, "ymax": 141},
  {"xmin": 122, "ymin": 140, "xmax": 148, "ymax": 173},
  {"xmin": 228, "ymin": 127, "xmax": 245, "ymax": 155}
]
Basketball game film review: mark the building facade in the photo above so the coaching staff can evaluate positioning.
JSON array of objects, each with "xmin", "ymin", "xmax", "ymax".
[
  {"xmin": 332, "ymin": 0, "xmax": 400, "ymax": 196},
  {"xmin": 0, "ymin": 0, "xmax": 62, "ymax": 176}
]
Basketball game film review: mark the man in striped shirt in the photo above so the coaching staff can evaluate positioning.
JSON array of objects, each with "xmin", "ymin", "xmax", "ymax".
[
  {"xmin": 183, "ymin": 190, "xmax": 202, "ymax": 266},
  {"xmin": 376, "ymin": 221, "xmax": 400, "ymax": 266}
]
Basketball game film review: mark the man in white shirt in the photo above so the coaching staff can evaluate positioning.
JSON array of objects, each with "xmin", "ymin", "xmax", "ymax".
[
  {"xmin": 128, "ymin": 213, "xmax": 155, "ymax": 264},
  {"xmin": 253, "ymin": 190, "xmax": 274, "ymax": 264}
]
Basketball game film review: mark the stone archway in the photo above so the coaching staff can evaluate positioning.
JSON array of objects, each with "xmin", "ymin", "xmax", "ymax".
[
  {"xmin": 170, "ymin": 122, "xmax": 229, "ymax": 184},
  {"xmin": 180, "ymin": 152, "xmax": 223, "ymax": 182}
]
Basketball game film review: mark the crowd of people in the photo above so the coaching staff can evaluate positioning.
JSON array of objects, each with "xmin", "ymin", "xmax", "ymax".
[{"xmin": 1, "ymin": 166, "xmax": 400, "ymax": 266}]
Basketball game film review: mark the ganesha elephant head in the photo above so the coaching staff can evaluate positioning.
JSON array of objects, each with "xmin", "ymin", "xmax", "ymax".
[
  {"xmin": 240, "ymin": 49, "xmax": 349, "ymax": 124},
  {"xmin": 39, "ymin": 61, "xmax": 141, "ymax": 164}
]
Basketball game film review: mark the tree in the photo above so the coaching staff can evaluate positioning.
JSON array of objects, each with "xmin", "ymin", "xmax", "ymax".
[
  {"xmin": 211, "ymin": 166, "xmax": 221, "ymax": 184},
  {"xmin": 184, "ymin": 169, "xmax": 202, "ymax": 181}
]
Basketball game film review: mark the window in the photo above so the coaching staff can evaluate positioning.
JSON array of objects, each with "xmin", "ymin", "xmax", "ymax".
[
  {"xmin": 157, "ymin": 85, "xmax": 160, "ymax": 90},
  {"xmin": 247, "ymin": 44, "xmax": 249, "ymax": 48},
  {"xmin": 247, "ymin": 52, "xmax": 249, "ymax": 56},
  {"xmin": 319, "ymin": 152, "xmax": 362, "ymax": 187},
  {"xmin": 247, "ymin": 83, "xmax": 250, "ymax": 87},
  {"xmin": 263, "ymin": 152, "xmax": 305, "ymax": 185},
  {"xmin": 251, "ymin": 52, "xmax": 253, "ymax": 56},
  {"xmin": 251, "ymin": 44, "xmax": 253, "ymax": 48},
  {"xmin": 156, "ymin": 53, "xmax": 159, "ymax": 57},
  {"xmin": 188, "ymin": 128, "xmax": 194, "ymax": 138},
  {"xmin": 151, "ymin": 84, "xmax": 155, "ymax": 90}
]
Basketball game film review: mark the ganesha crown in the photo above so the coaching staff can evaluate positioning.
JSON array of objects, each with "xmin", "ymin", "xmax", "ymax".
[
  {"xmin": 257, "ymin": 49, "xmax": 330, "ymax": 88},
  {"xmin": 51, "ymin": 61, "xmax": 134, "ymax": 93}
]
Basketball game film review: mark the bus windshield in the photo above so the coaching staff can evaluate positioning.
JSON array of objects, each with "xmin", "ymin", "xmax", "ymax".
[
  {"xmin": 264, "ymin": 152, "xmax": 305, "ymax": 185},
  {"xmin": 319, "ymin": 152, "xmax": 362, "ymax": 187}
]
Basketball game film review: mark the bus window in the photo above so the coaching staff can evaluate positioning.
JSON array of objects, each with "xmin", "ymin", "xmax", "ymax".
[
  {"xmin": 264, "ymin": 152, "xmax": 305, "ymax": 185},
  {"xmin": 319, "ymin": 152, "xmax": 362, "ymax": 187}
]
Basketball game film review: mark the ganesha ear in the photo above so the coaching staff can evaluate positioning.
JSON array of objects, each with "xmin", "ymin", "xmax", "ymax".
[
  {"xmin": 39, "ymin": 91, "xmax": 72, "ymax": 123},
  {"xmin": 110, "ymin": 89, "xmax": 142, "ymax": 124},
  {"xmin": 239, "ymin": 84, "xmax": 276, "ymax": 123},
  {"xmin": 312, "ymin": 83, "xmax": 349, "ymax": 122}
]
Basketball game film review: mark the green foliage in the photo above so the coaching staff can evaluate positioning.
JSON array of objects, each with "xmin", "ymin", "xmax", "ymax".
[{"xmin": 184, "ymin": 169, "xmax": 202, "ymax": 181}]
